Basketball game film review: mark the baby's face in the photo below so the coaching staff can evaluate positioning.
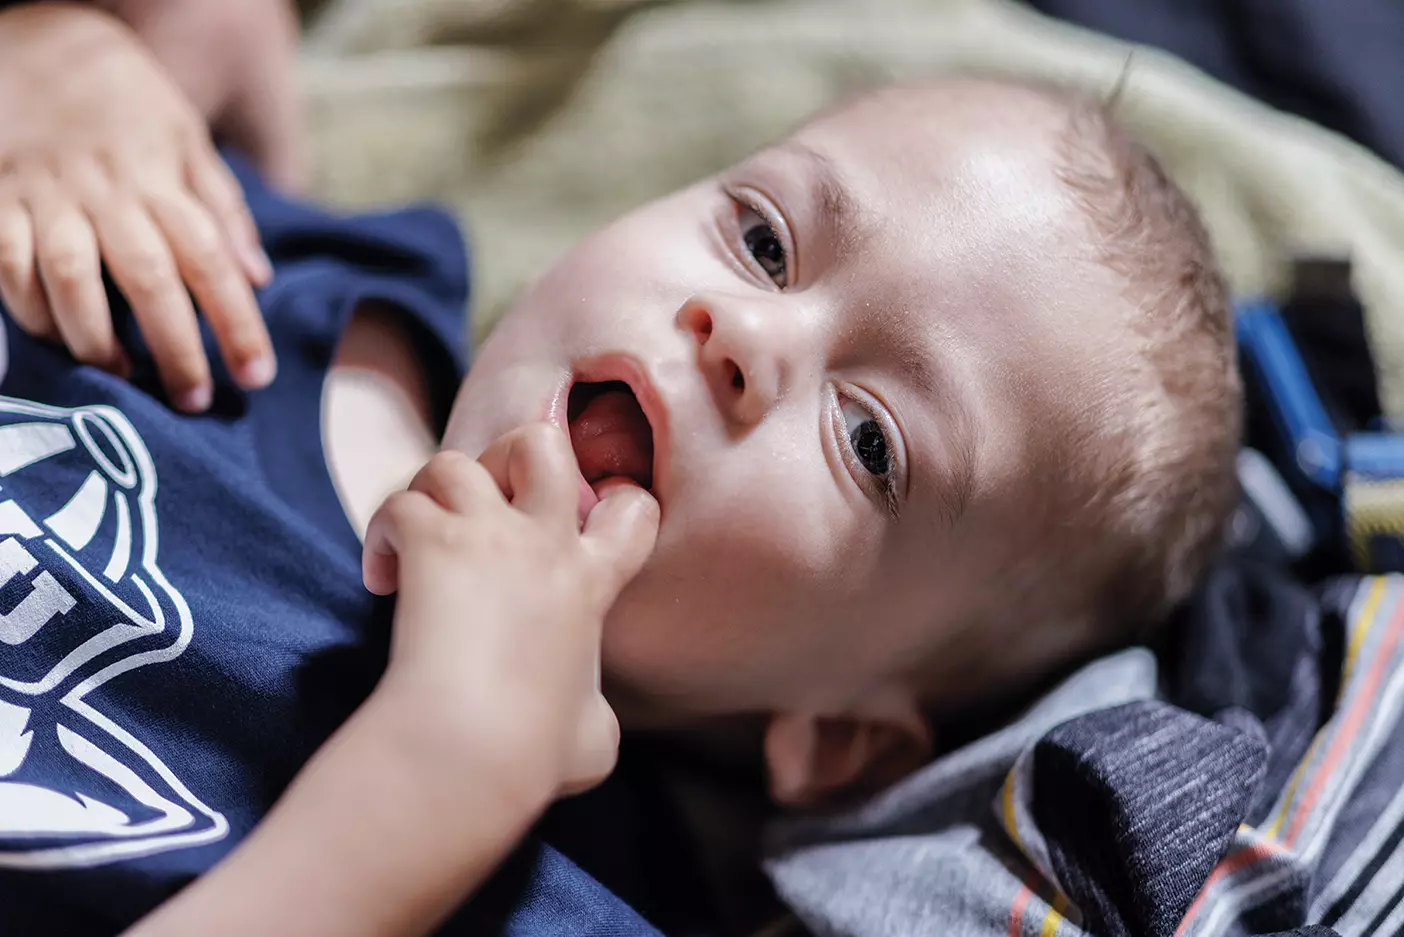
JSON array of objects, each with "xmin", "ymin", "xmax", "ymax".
[{"xmin": 444, "ymin": 82, "xmax": 1126, "ymax": 725}]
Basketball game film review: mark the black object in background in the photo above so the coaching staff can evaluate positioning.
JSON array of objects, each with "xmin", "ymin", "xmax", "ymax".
[{"xmin": 1019, "ymin": 0, "xmax": 1404, "ymax": 168}]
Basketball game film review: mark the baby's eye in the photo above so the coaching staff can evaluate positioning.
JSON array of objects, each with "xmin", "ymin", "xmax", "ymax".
[
  {"xmin": 843, "ymin": 401, "xmax": 892, "ymax": 477},
  {"xmin": 737, "ymin": 202, "xmax": 788, "ymax": 289}
]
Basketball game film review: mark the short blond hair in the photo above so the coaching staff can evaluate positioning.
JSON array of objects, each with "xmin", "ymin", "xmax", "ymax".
[{"xmin": 1046, "ymin": 89, "xmax": 1243, "ymax": 644}]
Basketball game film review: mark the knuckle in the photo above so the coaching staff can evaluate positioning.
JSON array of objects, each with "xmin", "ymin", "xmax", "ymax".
[
  {"xmin": 383, "ymin": 492, "xmax": 426, "ymax": 530},
  {"xmin": 423, "ymin": 451, "xmax": 472, "ymax": 490},
  {"xmin": 193, "ymin": 159, "xmax": 242, "ymax": 209},
  {"xmin": 42, "ymin": 245, "xmax": 89, "ymax": 285},
  {"xmin": 122, "ymin": 251, "xmax": 174, "ymax": 299},
  {"xmin": 170, "ymin": 112, "xmax": 210, "ymax": 152},
  {"xmin": 185, "ymin": 234, "xmax": 228, "ymax": 278},
  {"xmin": 430, "ymin": 449, "xmax": 473, "ymax": 473},
  {"xmin": 180, "ymin": 231, "xmax": 227, "ymax": 279},
  {"xmin": 440, "ymin": 448, "xmax": 480, "ymax": 479},
  {"xmin": 210, "ymin": 176, "xmax": 246, "ymax": 217}
]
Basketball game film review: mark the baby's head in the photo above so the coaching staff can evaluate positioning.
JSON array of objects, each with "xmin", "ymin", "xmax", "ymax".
[{"xmin": 444, "ymin": 78, "xmax": 1241, "ymax": 804}]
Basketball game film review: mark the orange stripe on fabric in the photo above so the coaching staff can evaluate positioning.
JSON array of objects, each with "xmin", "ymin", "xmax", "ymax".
[
  {"xmin": 1009, "ymin": 882, "xmax": 1035, "ymax": 937},
  {"xmin": 1266, "ymin": 578, "xmax": 1388, "ymax": 838},
  {"xmin": 1284, "ymin": 591, "xmax": 1404, "ymax": 847},
  {"xmin": 1174, "ymin": 842, "xmax": 1280, "ymax": 936}
]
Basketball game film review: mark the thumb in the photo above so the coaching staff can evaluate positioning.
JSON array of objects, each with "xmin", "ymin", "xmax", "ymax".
[
  {"xmin": 361, "ymin": 505, "xmax": 401, "ymax": 596},
  {"xmin": 581, "ymin": 480, "xmax": 659, "ymax": 592}
]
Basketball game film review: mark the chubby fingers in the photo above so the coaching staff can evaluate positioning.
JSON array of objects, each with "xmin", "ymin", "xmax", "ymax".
[
  {"xmin": 26, "ymin": 179, "xmax": 125, "ymax": 375},
  {"xmin": 362, "ymin": 488, "xmax": 443, "ymax": 596},
  {"xmin": 475, "ymin": 424, "xmax": 581, "ymax": 522},
  {"xmin": 405, "ymin": 449, "xmax": 501, "ymax": 514},
  {"xmin": 90, "ymin": 196, "xmax": 212, "ymax": 407},
  {"xmin": 0, "ymin": 195, "xmax": 57, "ymax": 342},
  {"xmin": 185, "ymin": 145, "xmax": 272, "ymax": 286},
  {"xmin": 580, "ymin": 478, "xmax": 659, "ymax": 595},
  {"xmin": 147, "ymin": 186, "xmax": 273, "ymax": 391}
]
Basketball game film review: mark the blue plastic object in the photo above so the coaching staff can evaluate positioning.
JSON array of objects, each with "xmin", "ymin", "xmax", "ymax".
[{"xmin": 1234, "ymin": 300, "xmax": 1343, "ymax": 490}]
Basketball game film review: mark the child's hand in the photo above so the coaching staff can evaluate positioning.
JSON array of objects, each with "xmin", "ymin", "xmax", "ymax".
[
  {"xmin": 362, "ymin": 426, "xmax": 659, "ymax": 802},
  {"xmin": 0, "ymin": 4, "xmax": 273, "ymax": 412},
  {"xmin": 98, "ymin": 0, "xmax": 305, "ymax": 192},
  {"xmin": 122, "ymin": 430, "xmax": 653, "ymax": 937}
]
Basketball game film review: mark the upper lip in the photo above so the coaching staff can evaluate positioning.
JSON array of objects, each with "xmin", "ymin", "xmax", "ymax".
[{"xmin": 555, "ymin": 354, "xmax": 671, "ymax": 498}]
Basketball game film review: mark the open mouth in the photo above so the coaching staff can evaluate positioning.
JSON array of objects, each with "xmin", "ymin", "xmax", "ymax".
[{"xmin": 566, "ymin": 380, "xmax": 655, "ymax": 491}]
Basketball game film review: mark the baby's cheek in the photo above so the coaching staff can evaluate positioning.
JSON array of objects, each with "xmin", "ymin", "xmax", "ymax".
[
  {"xmin": 693, "ymin": 483, "xmax": 858, "ymax": 588},
  {"xmin": 682, "ymin": 504, "xmax": 858, "ymax": 623},
  {"xmin": 599, "ymin": 450, "xmax": 883, "ymax": 710}
]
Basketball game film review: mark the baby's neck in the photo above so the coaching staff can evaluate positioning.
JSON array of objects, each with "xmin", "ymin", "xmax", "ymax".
[{"xmin": 322, "ymin": 301, "xmax": 438, "ymax": 538}]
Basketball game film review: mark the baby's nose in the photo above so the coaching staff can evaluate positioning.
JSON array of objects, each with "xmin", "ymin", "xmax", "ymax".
[{"xmin": 678, "ymin": 293, "xmax": 791, "ymax": 428}]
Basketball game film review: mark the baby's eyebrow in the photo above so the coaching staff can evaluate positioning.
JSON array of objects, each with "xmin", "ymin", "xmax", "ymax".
[{"xmin": 777, "ymin": 140, "xmax": 864, "ymax": 255}]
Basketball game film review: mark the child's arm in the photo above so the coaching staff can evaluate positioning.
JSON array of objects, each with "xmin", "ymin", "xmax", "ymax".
[
  {"xmin": 123, "ymin": 666, "xmax": 546, "ymax": 937},
  {"xmin": 123, "ymin": 432, "xmax": 660, "ymax": 937},
  {"xmin": 0, "ymin": 2, "xmax": 273, "ymax": 410},
  {"xmin": 96, "ymin": 0, "xmax": 304, "ymax": 191}
]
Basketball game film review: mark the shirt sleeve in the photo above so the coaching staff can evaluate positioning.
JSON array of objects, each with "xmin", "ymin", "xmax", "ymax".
[{"xmin": 222, "ymin": 152, "xmax": 472, "ymax": 433}]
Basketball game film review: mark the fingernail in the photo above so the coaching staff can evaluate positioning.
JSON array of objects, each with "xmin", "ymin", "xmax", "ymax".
[
  {"xmin": 253, "ymin": 246, "xmax": 274, "ymax": 284},
  {"xmin": 177, "ymin": 385, "xmax": 213, "ymax": 413},
  {"xmin": 238, "ymin": 355, "xmax": 277, "ymax": 390}
]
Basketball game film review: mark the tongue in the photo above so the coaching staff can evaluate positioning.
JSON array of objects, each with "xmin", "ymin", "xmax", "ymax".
[{"xmin": 569, "ymin": 389, "xmax": 654, "ymax": 488}]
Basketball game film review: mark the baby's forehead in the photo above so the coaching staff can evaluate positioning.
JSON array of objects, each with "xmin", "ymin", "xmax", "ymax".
[
  {"xmin": 748, "ymin": 81, "xmax": 1098, "ymax": 309},
  {"xmin": 791, "ymin": 84, "xmax": 1084, "ymax": 233},
  {"xmin": 800, "ymin": 80, "xmax": 1082, "ymax": 164},
  {"xmin": 737, "ymin": 80, "xmax": 1135, "ymax": 466}
]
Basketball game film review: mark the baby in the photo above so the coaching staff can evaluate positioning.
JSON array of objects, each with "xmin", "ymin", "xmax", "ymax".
[
  {"xmin": 440, "ymin": 75, "xmax": 1243, "ymax": 810},
  {"xmin": 0, "ymin": 4, "xmax": 1240, "ymax": 935}
]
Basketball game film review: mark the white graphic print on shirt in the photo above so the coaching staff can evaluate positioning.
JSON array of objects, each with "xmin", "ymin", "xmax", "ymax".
[{"xmin": 0, "ymin": 395, "xmax": 228, "ymax": 868}]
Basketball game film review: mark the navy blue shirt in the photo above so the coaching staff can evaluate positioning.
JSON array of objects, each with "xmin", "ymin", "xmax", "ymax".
[{"xmin": 0, "ymin": 158, "xmax": 662, "ymax": 936}]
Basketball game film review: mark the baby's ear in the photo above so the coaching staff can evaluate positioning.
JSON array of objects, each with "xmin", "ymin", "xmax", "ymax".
[{"xmin": 763, "ymin": 698, "xmax": 932, "ymax": 809}]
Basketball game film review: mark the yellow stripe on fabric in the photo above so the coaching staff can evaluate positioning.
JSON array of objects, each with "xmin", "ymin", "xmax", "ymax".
[
  {"xmin": 1343, "ymin": 577, "xmax": 1389, "ymax": 688},
  {"xmin": 1266, "ymin": 577, "xmax": 1389, "ymax": 838},
  {"xmin": 1002, "ymin": 767, "xmax": 1023, "ymax": 852},
  {"xmin": 1038, "ymin": 893, "xmax": 1070, "ymax": 937}
]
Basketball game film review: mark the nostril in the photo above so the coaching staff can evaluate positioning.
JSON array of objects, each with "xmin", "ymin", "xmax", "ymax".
[
  {"xmin": 687, "ymin": 305, "xmax": 714, "ymax": 343},
  {"xmin": 729, "ymin": 361, "xmax": 745, "ymax": 392}
]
